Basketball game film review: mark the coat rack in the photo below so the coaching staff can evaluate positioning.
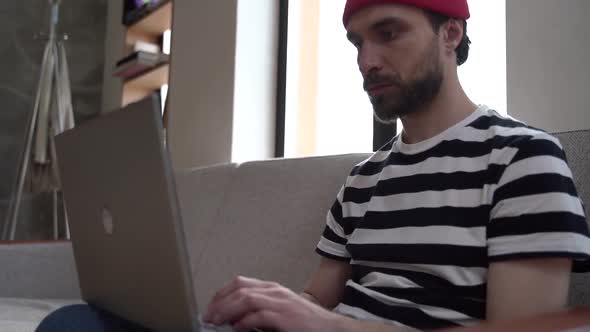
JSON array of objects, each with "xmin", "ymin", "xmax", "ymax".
[{"xmin": 1, "ymin": 0, "xmax": 75, "ymax": 240}]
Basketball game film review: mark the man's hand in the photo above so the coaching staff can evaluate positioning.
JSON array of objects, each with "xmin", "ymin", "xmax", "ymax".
[{"xmin": 203, "ymin": 276, "xmax": 349, "ymax": 332}]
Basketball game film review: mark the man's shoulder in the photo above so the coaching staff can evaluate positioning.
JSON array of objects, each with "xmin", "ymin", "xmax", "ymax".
[
  {"xmin": 466, "ymin": 108, "xmax": 562, "ymax": 153},
  {"xmin": 467, "ymin": 108, "xmax": 539, "ymax": 136}
]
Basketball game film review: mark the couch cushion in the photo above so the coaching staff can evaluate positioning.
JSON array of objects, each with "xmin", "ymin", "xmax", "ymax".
[
  {"xmin": 175, "ymin": 163, "xmax": 238, "ymax": 296},
  {"xmin": 0, "ymin": 242, "xmax": 80, "ymax": 299},
  {"xmin": 0, "ymin": 298, "xmax": 82, "ymax": 332},
  {"xmin": 553, "ymin": 130, "xmax": 590, "ymax": 306},
  {"xmin": 192, "ymin": 154, "xmax": 370, "ymax": 306}
]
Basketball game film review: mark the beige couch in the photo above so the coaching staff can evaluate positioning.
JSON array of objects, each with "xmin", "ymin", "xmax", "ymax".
[
  {"xmin": 1, "ymin": 130, "xmax": 589, "ymax": 331},
  {"xmin": 0, "ymin": 153, "xmax": 367, "ymax": 331}
]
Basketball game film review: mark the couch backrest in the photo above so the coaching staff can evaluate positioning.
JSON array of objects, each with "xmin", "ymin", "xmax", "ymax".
[
  {"xmin": 553, "ymin": 130, "xmax": 590, "ymax": 306},
  {"xmin": 0, "ymin": 241, "xmax": 80, "ymax": 298},
  {"xmin": 179, "ymin": 130, "xmax": 590, "ymax": 308},
  {"xmin": 176, "ymin": 163, "xmax": 238, "ymax": 280},
  {"xmin": 179, "ymin": 154, "xmax": 370, "ymax": 307}
]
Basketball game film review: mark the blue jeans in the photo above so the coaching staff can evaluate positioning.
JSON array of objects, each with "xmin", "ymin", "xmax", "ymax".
[{"xmin": 36, "ymin": 304, "xmax": 152, "ymax": 332}]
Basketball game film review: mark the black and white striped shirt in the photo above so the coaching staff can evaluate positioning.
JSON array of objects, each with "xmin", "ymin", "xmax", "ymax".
[{"xmin": 316, "ymin": 105, "xmax": 590, "ymax": 330}]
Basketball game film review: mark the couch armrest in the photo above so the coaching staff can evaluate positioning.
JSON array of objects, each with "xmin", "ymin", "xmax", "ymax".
[{"xmin": 0, "ymin": 241, "xmax": 80, "ymax": 299}]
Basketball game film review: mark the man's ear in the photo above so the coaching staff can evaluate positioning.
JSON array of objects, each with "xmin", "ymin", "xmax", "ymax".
[{"xmin": 442, "ymin": 19, "xmax": 464, "ymax": 56}]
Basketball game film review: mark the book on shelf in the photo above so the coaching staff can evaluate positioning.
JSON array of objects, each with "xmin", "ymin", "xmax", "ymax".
[
  {"xmin": 133, "ymin": 40, "xmax": 161, "ymax": 54},
  {"xmin": 113, "ymin": 51, "xmax": 169, "ymax": 80},
  {"xmin": 123, "ymin": 0, "xmax": 168, "ymax": 26}
]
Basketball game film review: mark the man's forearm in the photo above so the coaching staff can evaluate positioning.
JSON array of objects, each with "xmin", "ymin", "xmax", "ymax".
[
  {"xmin": 300, "ymin": 290, "xmax": 428, "ymax": 332},
  {"xmin": 300, "ymin": 292, "xmax": 413, "ymax": 332}
]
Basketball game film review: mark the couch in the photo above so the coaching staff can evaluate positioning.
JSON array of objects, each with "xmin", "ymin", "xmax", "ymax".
[{"xmin": 0, "ymin": 130, "xmax": 589, "ymax": 331}]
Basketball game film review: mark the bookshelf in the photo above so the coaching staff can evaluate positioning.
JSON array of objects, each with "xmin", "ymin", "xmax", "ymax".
[
  {"xmin": 121, "ymin": 63, "xmax": 169, "ymax": 106},
  {"xmin": 103, "ymin": 1, "xmax": 279, "ymax": 170},
  {"xmin": 116, "ymin": 0, "xmax": 173, "ymax": 108}
]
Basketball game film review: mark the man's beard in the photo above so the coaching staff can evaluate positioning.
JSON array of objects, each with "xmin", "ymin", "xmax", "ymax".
[{"xmin": 364, "ymin": 41, "xmax": 444, "ymax": 124}]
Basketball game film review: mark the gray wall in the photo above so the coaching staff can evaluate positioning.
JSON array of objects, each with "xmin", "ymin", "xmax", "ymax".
[
  {"xmin": 167, "ymin": 0, "xmax": 239, "ymax": 170},
  {"xmin": 101, "ymin": 0, "xmax": 124, "ymax": 114},
  {"xmin": 507, "ymin": 0, "xmax": 590, "ymax": 133},
  {"xmin": 165, "ymin": 0, "xmax": 278, "ymax": 170},
  {"xmin": 0, "ymin": 0, "xmax": 107, "ymax": 238}
]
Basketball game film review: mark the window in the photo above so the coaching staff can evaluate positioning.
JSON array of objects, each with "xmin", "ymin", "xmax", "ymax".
[
  {"xmin": 458, "ymin": 1, "xmax": 507, "ymax": 115},
  {"xmin": 283, "ymin": 0, "xmax": 507, "ymax": 158},
  {"xmin": 285, "ymin": 0, "xmax": 371, "ymax": 157},
  {"xmin": 160, "ymin": 29, "xmax": 172, "ymax": 115}
]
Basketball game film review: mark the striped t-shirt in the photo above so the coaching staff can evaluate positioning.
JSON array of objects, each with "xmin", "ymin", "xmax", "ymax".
[{"xmin": 316, "ymin": 105, "xmax": 590, "ymax": 330}]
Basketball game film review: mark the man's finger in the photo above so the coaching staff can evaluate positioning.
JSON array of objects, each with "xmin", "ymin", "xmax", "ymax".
[
  {"xmin": 205, "ymin": 276, "xmax": 276, "ymax": 320},
  {"xmin": 208, "ymin": 287, "xmax": 286, "ymax": 326},
  {"xmin": 212, "ymin": 276, "xmax": 276, "ymax": 303},
  {"xmin": 234, "ymin": 309, "xmax": 282, "ymax": 332}
]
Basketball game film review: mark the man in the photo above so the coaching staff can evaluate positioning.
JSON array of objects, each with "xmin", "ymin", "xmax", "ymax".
[
  {"xmin": 203, "ymin": 0, "xmax": 590, "ymax": 331},
  {"xmin": 37, "ymin": 0, "xmax": 590, "ymax": 331}
]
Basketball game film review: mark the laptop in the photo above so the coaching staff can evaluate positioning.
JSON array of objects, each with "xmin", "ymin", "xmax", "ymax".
[{"xmin": 55, "ymin": 96, "xmax": 233, "ymax": 332}]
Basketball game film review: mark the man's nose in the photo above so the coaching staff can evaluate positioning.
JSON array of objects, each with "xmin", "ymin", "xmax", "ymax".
[{"xmin": 358, "ymin": 44, "xmax": 383, "ymax": 76}]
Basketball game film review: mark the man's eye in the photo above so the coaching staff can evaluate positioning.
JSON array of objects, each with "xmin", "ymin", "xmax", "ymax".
[{"xmin": 379, "ymin": 30, "xmax": 397, "ymax": 42}]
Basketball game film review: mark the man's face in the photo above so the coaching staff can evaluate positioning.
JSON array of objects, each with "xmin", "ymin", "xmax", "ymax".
[{"xmin": 346, "ymin": 5, "xmax": 444, "ymax": 123}]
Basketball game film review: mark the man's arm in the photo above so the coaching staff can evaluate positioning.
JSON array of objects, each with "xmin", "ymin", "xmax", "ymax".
[
  {"xmin": 301, "ymin": 257, "xmax": 352, "ymax": 309},
  {"xmin": 202, "ymin": 258, "xmax": 573, "ymax": 332},
  {"xmin": 440, "ymin": 306, "xmax": 590, "ymax": 332},
  {"xmin": 345, "ymin": 258, "xmax": 574, "ymax": 331},
  {"xmin": 483, "ymin": 134, "xmax": 588, "ymax": 321},
  {"xmin": 203, "ymin": 275, "xmax": 408, "ymax": 332},
  {"xmin": 485, "ymin": 258, "xmax": 572, "ymax": 321}
]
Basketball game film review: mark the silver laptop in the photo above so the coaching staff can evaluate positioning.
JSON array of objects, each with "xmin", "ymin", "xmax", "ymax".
[{"xmin": 55, "ymin": 96, "xmax": 233, "ymax": 332}]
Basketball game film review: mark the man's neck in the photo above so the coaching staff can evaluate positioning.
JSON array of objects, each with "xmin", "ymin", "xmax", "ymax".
[{"xmin": 399, "ymin": 76, "xmax": 477, "ymax": 145}]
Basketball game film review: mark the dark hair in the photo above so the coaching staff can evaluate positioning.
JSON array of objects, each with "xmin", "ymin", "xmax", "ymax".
[{"xmin": 423, "ymin": 11, "xmax": 471, "ymax": 66}]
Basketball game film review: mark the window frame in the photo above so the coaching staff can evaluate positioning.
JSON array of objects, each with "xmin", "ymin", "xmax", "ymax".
[{"xmin": 274, "ymin": 0, "xmax": 397, "ymax": 157}]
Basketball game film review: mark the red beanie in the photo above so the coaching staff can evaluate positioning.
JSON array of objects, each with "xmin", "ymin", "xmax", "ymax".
[{"xmin": 343, "ymin": 0, "xmax": 470, "ymax": 27}]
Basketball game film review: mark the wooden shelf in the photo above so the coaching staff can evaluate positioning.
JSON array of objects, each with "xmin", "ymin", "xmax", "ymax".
[
  {"xmin": 119, "ymin": 1, "xmax": 173, "ymax": 108},
  {"xmin": 122, "ymin": 63, "xmax": 169, "ymax": 106},
  {"xmin": 126, "ymin": 1, "xmax": 172, "ymax": 45}
]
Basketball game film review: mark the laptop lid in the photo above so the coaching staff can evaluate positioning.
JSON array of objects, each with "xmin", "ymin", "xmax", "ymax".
[{"xmin": 55, "ymin": 96, "xmax": 199, "ymax": 331}]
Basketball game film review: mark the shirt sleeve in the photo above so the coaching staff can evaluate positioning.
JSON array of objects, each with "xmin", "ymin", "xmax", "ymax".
[
  {"xmin": 316, "ymin": 185, "xmax": 352, "ymax": 261},
  {"xmin": 488, "ymin": 133, "xmax": 590, "ymax": 272}
]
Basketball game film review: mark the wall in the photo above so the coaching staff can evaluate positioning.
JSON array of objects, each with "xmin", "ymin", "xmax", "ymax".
[
  {"xmin": 507, "ymin": 0, "xmax": 590, "ymax": 132},
  {"xmin": 167, "ymin": 0, "xmax": 239, "ymax": 170},
  {"xmin": 0, "ymin": 0, "xmax": 107, "ymax": 238},
  {"xmin": 101, "ymin": 0, "xmax": 125, "ymax": 113},
  {"xmin": 166, "ymin": 0, "xmax": 277, "ymax": 169}
]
